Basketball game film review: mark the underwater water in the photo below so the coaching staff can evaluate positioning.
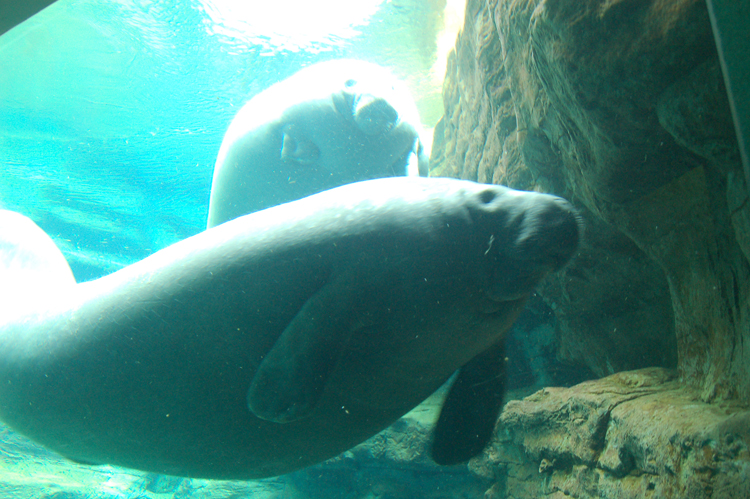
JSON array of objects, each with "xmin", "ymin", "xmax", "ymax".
[
  {"xmin": 0, "ymin": 0, "xmax": 453, "ymax": 282},
  {"xmin": 0, "ymin": 0, "xmax": 738, "ymax": 496},
  {"xmin": 0, "ymin": 1, "xmax": 493, "ymax": 498}
]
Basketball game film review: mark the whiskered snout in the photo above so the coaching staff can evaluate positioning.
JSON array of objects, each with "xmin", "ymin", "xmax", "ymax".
[
  {"xmin": 514, "ymin": 195, "xmax": 582, "ymax": 271},
  {"xmin": 353, "ymin": 95, "xmax": 399, "ymax": 135},
  {"xmin": 473, "ymin": 186, "xmax": 582, "ymax": 302}
]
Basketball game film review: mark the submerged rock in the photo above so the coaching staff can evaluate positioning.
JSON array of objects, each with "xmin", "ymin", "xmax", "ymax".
[{"xmin": 472, "ymin": 368, "xmax": 750, "ymax": 498}]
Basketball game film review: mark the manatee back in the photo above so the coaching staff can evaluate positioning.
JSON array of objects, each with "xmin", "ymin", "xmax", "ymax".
[{"xmin": 0, "ymin": 211, "xmax": 75, "ymax": 317}]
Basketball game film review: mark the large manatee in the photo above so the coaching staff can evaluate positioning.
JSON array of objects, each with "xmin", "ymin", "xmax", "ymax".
[
  {"xmin": 0, "ymin": 177, "xmax": 580, "ymax": 479},
  {"xmin": 207, "ymin": 59, "xmax": 428, "ymax": 228}
]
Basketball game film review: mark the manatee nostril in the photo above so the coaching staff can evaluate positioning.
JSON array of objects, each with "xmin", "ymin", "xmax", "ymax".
[{"xmin": 479, "ymin": 189, "xmax": 497, "ymax": 205}]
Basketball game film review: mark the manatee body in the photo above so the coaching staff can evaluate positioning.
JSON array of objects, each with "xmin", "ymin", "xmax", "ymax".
[
  {"xmin": 207, "ymin": 59, "xmax": 428, "ymax": 228},
  {"xmin": 0, "ymin": 177, "xmax": 580, "ymax": 480}
]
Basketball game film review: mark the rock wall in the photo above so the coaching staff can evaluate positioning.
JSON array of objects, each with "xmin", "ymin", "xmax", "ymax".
[{"xmin": 431, "ymin": 0, "xmax": 750, "ymax": 402}]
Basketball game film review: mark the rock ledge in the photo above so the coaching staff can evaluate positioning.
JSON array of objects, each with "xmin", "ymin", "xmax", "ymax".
[{"xmin": 473, "ymin": 368, "xmax": 750, "ymax": 498}]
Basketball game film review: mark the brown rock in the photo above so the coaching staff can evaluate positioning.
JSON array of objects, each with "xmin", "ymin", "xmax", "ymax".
[
  {"xmin": 433, "ymin": 0, "xmax": 750, "ymax": 399},
  {"xmin": 474, "ymin": 368, "xmax": 750, "ymax": 498}
]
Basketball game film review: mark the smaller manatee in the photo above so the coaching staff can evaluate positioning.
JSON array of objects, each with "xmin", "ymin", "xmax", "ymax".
[{"xmin": 207, "ymin": 59, "xmax": 428, "ymax": 228}]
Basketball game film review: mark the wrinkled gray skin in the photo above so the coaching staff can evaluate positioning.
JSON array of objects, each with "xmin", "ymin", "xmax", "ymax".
[
  {"xmin": 0, "ymin": 177, "xmax": 580, "ymax": 480},
  {"xmin": 206, "ymin": 59, "xmax": 429, "ymax": 228}
]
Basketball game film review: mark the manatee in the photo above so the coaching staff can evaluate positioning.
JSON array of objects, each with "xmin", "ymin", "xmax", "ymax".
[
  {"xmin": 206, "ymin": 59, "xmax": 428, "ymax": 228},
  {"xmin": 0, "ymin": 177, "xmax": 580, "ymax": 479}
]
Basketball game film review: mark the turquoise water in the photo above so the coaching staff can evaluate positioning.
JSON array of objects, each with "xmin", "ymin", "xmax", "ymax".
[
  {"xmin": 0, "ymin": 3, "xmax": 596, "ymax": 498},
  {"xmin": 0, "ymin": 1, "xmax": 469, "ymax": 497},
  {"xmin": 0, "ymin": 0, "xmax": 446, "ymax": 282}
]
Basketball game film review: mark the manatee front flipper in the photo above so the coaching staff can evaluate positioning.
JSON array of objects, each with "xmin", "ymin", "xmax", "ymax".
[
  {"xmin": 247, "ymin": 272, "xmax": 357, "ymax": 423},
  {"xmin": 281, "ymin": 124, "xmax": 320, "ymax": 165},
  {"xmin": 410, "ymin": 137, "xmax": 429, "ymax": 177},
  {"xmin": 431, "ymin": 340, "xmax": 507, "ymax": 465}
]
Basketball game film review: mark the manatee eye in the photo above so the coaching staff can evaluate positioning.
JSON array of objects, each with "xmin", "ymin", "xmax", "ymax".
[
  {"xmin": 344, "ymin": 79, "xmax": 357, "ymax": 87},
  {"xmin": 479, "ymin": 189, "xmax": 497, "ymax": 205}
]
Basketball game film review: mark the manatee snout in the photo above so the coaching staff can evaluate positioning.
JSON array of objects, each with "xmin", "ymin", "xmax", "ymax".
[
  {"xmin": 353, "ymin": 95, "xmax": 399, "ymax": 135},
  {"xmin": 478, "ymin": 187, "xmax": 582, "ymax": 302},
  {"xmin": 517, "ymin": 195, "xmax": 582, "ymax": 270}
]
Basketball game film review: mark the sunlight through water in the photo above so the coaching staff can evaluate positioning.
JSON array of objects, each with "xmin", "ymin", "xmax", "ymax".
[{"xmin": 197, "ymin": 0, "xmax": 385, "ymax": 54}]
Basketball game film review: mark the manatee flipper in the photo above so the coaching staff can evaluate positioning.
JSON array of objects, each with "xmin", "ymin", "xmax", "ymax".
[
  {"xmin": 281, "ymin": 125, "xmax": 320, "ymax": 165},
  {"xmin": 431, "ymin": 340, "xmax": 507, "ymax": 465},
  {"xmin": 248, "ymin": 272, "xmax": 357, "ymax": 423},
  {"xmin": 405, "ymin": 138, "xmax": 429, "ymax": 177}
]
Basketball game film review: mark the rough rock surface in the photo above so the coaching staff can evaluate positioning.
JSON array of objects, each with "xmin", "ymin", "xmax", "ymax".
[
  {"xmin": 432, "ymin": 0, "xmax": 750, "ymax": 402},
  {"xmin": 471, "ymin": 368, "xmax": 750, "ymax": 499}
]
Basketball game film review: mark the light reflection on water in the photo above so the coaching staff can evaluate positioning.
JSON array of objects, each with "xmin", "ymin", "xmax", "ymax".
[{"xmin": 197, "ymin": 0, "xmax": 384, "ymax": 55}]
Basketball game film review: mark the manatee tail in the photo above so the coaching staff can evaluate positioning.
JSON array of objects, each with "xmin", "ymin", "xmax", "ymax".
[{"xmin": 0, "ymin": 210, "xmax": 75, "ymax": 316}]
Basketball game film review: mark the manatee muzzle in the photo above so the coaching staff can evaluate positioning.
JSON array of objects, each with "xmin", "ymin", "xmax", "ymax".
[
  {"xmin": 481, "ymin": 191, "xmax": 582, "ymax": 302},
  {"xmin": 353, "ymin": 95, "xmax": 399, "ymax": 135}
]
